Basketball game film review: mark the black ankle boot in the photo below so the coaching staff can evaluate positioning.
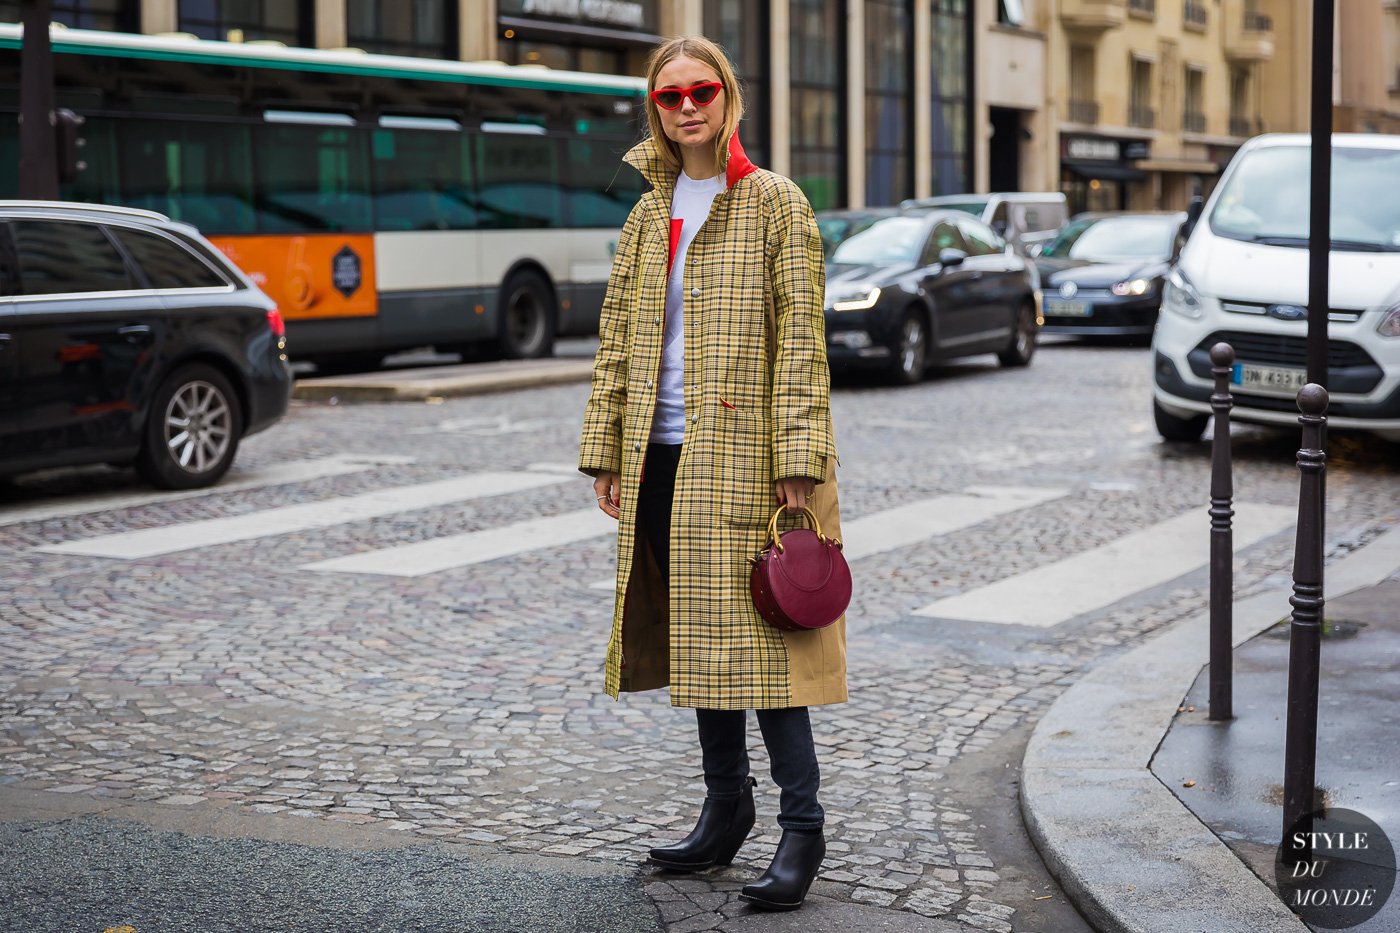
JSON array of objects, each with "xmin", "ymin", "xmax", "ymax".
[
  {"xmin": 648, "ymin": 776, "xmax": 757, "ymax": 871},
  {"xmin": 738, "ymin": 828, "xmax": 825, "ymax": 910}
]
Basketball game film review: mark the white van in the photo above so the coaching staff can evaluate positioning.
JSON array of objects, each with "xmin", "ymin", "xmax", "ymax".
[
  {"xmin": 900, "ymin": 192, "xmax": 1068, "ymax": 255},
  {"xmin": 1152, "ymin": 133, "xmax": 1400, "ymax": 443}
]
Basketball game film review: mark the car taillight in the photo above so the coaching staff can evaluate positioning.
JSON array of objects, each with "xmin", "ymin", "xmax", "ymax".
[{"xmin": 266, "ymin": 308, "xmax": 286, "ymax": 337}]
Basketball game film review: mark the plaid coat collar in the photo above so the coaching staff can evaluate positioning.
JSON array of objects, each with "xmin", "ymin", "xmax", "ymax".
[{"xmin": 623, "ymin": 132, "xmax": 759, "ymax": 199}]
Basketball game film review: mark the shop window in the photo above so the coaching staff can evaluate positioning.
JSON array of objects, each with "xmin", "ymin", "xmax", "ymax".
[
  {"xmin": 348, "ymin": 0, "xmax": 456, "ymax": 59},
  {"xmin": 178, "ymin": 0, "xmax": 311, "ymax": 45},
  {"xmin": 0, "ymin": 0, "xmax": 138, "ymax": 31},
  {"xmin": 865, "ymin": 0, "xmax": 913, "ymax": 205},
  {"xmin": 704, "ymin": 0, "xmax": 770, "ymax": 166},
  {"xmin": 790, "ymin": 0, "xmax": 845, "ymax": 209}
]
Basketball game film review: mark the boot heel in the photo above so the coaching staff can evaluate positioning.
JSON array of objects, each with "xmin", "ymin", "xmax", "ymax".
[{"xmin": 713, "ymin": 825, "xmax": 750, "ymax": 866}]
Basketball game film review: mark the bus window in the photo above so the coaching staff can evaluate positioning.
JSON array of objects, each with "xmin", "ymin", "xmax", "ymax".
[
  {"xmin": 565, "ymin": 139, "xmax": 643, "ymax": 229},
  {"xmin": 116, "ymin": 119, "xmax": 254, "ymax": 234},
  {"xmin": 255, "ymin": 124, "xmax": 372, "ymax": 233},
  {"xmin": 0, "ymin": 115, "xmax": 16, "ymax": 198},
  {"xmin": 477, "ymin": 134, "xmax": 562, "ymax": 229},
  {"xmin": 371, "ymin": 127, "xmax": 477, "ymax": 231}
]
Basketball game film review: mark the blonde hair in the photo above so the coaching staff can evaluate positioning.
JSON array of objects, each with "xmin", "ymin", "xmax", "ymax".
[{"xmin": 643, "ymin": 35, "xmax": 746, "ymax": 173}]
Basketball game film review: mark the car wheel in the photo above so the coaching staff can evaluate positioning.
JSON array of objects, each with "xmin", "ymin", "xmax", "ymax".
[
  {"xmin": 888, "ymin": 310, "xmax": 928, "ymax": 385},
  {"xmin": 997, "ymin": 301, "xmax": 1037, "ymax": 367},
  {"xmin": 1153, "ymin": 400, "xmax": 1209, "ymax": 443},
  {"xmin": 137, "ymin": 363, "xmax": 243, "ymax": 490},
  {"xmin": 497, "ymin": 270, "xmax": 556, "ymax": 359}
]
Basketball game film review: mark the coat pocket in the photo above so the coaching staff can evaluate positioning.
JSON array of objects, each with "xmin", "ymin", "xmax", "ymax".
[{"xmin": 709, "ymin": 404, "xmax": 774, "ymax": 528}]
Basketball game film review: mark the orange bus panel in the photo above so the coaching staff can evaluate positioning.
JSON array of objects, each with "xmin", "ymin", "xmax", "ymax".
[{"xmin": 211, "ymin": 234, "xmax": 378, "ymax": 320}]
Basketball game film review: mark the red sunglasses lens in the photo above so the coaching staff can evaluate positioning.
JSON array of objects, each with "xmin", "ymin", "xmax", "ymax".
[
  {"xmin": 654, "ymin": 90, "xmax": 683, "ymax": 109},
  {"xmin": 690, "ymin": 84, "xmax": 720, "ymax": 105}
]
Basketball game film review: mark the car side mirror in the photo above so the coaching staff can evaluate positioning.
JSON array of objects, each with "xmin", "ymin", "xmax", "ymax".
[
  {"xmin": 939, "ymin": 248, "xmax": 967, "ymax": 268},
  {"xmin": 1181, "ymin": 196, "xmax": 1204, "ymax": 242}
]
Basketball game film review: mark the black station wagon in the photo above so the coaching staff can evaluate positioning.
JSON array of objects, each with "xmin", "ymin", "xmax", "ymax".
[{"xmin": 0, "ymin": 201, "xmax": 292, "ymax": 489}]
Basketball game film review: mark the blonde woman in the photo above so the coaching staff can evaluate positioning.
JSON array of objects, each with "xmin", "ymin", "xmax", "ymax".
[{"xmin": 578, "ymin": 35, "xmax": 845, "ymax": 912}]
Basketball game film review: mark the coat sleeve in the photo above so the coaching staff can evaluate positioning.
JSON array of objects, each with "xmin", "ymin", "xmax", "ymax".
[
  {"xmin": 578, "ymin": 202, "xmax": 643, "ymax": 478},
  {"xmin": 765, "ymin": 179, "xmax": 833, "ymax": 483}
]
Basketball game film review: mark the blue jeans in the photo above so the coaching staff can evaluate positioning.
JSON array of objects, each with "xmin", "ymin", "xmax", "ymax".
[{"xmin": 637, "ymin": 443, "xmax": 825, "ymax": 832}]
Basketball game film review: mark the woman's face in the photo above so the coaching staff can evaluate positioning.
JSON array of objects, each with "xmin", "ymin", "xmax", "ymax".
[{"xmin": 652, "ymin": 55, "xmax": 725, "ymax": 155}]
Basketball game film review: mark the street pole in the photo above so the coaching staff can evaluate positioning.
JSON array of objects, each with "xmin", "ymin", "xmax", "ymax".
[
  {"xmin": 18, "ymin": 0, "xmax": 58, "ymax": 200},
  {"xmin": 1207, "ymin": 342, "xmax": 1235, "ymax": 722},
  {"xmin": 1281, "ymin": 0, "xmax": 1334, "ymax": 849}
]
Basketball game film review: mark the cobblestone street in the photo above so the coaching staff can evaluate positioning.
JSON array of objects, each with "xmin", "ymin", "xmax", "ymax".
[{"xmin": 3, "ymin": 341, "xmax": 1398, "ymax": 932}]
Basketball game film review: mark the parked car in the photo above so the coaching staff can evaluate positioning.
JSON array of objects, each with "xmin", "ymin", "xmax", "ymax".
[
  {"xmin": 823, "ymin": 210, "xmax": 1041, "ymax": 384},
  {"xmin": 816, "ymin": 207, "xmax": 900, "ymax": 258},
  {"xmin": 900, "ymin": 192, "xmax": 1068, "ymax": 256},
  {"xmin": 1035, "ymin": 211, "xmax": 1186, "ymax": 342},
  {"xmin": 1152, "ymin": 133, "xmax": 1400, "ymax": 443},
  {"xmin": 0, "ymin": 201, "xmax": 293, "ymax": 487}
]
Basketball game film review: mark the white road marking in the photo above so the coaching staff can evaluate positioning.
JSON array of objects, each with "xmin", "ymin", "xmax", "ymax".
[
  {"xmin": 0, "ymin": 455, "xmax": 413, "ymax": 527},
  {"xmin": 34, "ymin": 471, "xmax": 570, "ymax": 559},
  {"xmin": 586, "ymin": 485, "xmax": 1068, "ymax": 591},
  {"xmin": 912, "ymin": 505, "xmax": 1298, "ymax": 627},
  {"xmin": 304, "ymin": 507, "xmax": 616, "ymax": 577}
]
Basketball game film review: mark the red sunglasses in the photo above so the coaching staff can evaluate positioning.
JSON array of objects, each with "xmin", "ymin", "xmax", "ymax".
[{"xmin": 650, "ymin": 81, "xmax": 724, "ymax": 111}]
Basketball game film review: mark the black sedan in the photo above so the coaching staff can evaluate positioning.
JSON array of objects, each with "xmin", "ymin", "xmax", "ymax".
[
  {"xmin": 823, "ymin": 211, "xmax": 1040, "ymax": 383},
  {"xmin": 1035, "ymin": 211, "xmax": 1186, "ymax": 341},
  {"xmin": 0, "ymin": 201, "xmax": 292, "ymax": 488}
]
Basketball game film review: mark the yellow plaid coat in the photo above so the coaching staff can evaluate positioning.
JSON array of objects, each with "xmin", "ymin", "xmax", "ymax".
[{"xmin": 578, "ymin": 134, "xmax": 847, "ymax": 710}]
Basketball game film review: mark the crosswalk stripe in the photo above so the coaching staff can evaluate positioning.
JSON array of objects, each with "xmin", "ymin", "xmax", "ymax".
[
  {"xmin": 33, "ymin": 471, "xmax": 571, "ymax": 559},
  {"xmin": 303, "ymin": 507, "xmax": 616, "ymax": 577},
  {"xmin": 0, "ymin": 455, "xmax": 413, "ymax": 527},
  {"xmin": 912, "ymin": 504, "xmax": 1297, "ymax": 627},
  {"xmin": 586, "ymin": 485, "xmax": 1068, "ymax": 591}
]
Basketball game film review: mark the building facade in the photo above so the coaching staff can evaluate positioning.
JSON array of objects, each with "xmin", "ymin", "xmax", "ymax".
[
  {"xmin": 0, "ymin": 0, "xmax": 974, "ymax": 211},
  {"xmin": 9, "ymin": 0, "xmax": 1400, "ymax": 213}
]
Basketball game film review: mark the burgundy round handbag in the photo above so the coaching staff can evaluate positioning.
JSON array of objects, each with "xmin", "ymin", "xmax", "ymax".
[{"xmin": 749, "ymin": 505, "xmax": 852, "ymax": 632}]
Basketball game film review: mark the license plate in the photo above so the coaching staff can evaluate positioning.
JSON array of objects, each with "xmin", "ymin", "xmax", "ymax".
[
  {"xmin": 1045, "ymin": 298, "xmax": 1092, "ymax": 317},
  {"xmin": 1232, "ymin": 362, "xmax": 1308, "ymax": 394}
]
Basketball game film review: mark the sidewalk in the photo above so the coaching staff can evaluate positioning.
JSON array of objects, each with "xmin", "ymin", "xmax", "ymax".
[
  {"xmin": 1020, "ymin": 522, "xmax": 1400, "ymax": 933},
  {"xmin": 292, "ymin": 357, "xmax": 595, "ymax": 402}
]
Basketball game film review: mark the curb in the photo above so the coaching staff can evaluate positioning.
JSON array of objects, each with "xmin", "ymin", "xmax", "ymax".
[
  {"xmin": 1019, "ymin": 526, "xmax": 1400, "ymax": 933},
  {"xmin": 292, "ymin": 359, "xmax": 595, "ymax": 402}
]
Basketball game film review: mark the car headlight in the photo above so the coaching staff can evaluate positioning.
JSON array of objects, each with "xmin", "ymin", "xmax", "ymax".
[
  {"xmin": 1111, "ymin": 278, "xmax": 1152, "ymax": 297},
  {"xmin": 1378, "ymin": 306, "xmax": 1400, "ymax": 338},
  {"xmin": 827, "ymin": 286, "xmax": 882, "ymax": 311},
  {"xmin": 1161, "ymin": 268, "xmax": 1202, "ymax": 319}
]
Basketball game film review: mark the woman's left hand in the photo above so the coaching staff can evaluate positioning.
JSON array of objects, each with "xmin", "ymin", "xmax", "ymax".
[{"xmin": 774, "ymin": 477, "xmax": 816, "ymax": 512}]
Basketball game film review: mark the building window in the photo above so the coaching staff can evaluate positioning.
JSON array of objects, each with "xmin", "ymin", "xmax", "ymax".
[
  {"xmin": 178, "ymin": 0, "xmax": 312, "ymax": 46},
  {"xmin": 704, "ymin": 0, "xmax": 770, "ymax": 168},
  {"xmin": 348, "ymin": 0, "xmax": 456, "ymax": 60},
  {"xmin": 1229, "ymin": 67, "xmax": 1253, "ymax": 136},
  {"xmin": 790, "ymin": 0, "xmax": 845, "ymax": 209},
  {"xmin": 1129, "ymin": 56, "xmax": 1154, "ymax": 128},
  {"xmin": 0, "ymin": 0, "xmax": 138, "ymax": 31},
  {"xmin": 865, "ymin": 0, "xmax": 912, "ymax": 205},
  {"xmin": 997, "ymin": 0, "xmax": 1025, "ymax": 27},
  {"xmin": 930, "ymin": 0, "xmax": 969, "ymax": 195},
  {"xmin": 1069, "ymin": 45, "xmax": 1097, "ymax": 123},
  {"xmin": 1183, "ymin": 66, "xmax": 1205, "ymax": 133}
]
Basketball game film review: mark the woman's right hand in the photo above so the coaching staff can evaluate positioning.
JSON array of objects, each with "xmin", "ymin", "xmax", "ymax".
[{"xmin": 594, "ymin": 472, "xmax": 620, "ymax": 520}]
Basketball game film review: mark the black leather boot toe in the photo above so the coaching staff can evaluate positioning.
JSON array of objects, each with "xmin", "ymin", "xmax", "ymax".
[
  {"xmin": 738, "ymin": 828, "xmax": 825, "ymax": 910},
  {"xmin": 647, "ymin": 776, "xmax": 757, "ymax": 871}
]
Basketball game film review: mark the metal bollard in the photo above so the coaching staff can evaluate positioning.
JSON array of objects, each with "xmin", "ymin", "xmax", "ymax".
[
  {"xmin": 1282, "ymin": 384, "xmax": 1328, "ymax": 847},
  {"xmin": 1208, "ymin": 343, "xmax": 1235, "ymax": 721}
]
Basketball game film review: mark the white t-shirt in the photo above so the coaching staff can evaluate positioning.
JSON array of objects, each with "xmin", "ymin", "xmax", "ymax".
[{"xmin": 650, "ymin": 170, "xmax": 725, "ymax": 444}]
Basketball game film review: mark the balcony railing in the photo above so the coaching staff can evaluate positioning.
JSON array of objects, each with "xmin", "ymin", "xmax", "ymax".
[
  {"xmin": 1128, "ymin": 0, "xmax": 1155, "ymax": 15},
  {"xmin": 1244, "ymin": 11, "xmax": 1273, "ymax": 31},
  {"xmin": 1129, "ymin": 104, "xmax": 1156, "ymax": 128},
  {"xmin": 1183, "ymin": 110, "xmax": 1206, "ymax": 133},
  {"xmin": 1229, "ymin": 115, "xmax": 1257, "ymax": 137},
  {"xmin": 1069, "ymin": 99, "xmax": 1101, "ymax": 124},
  {"xmin": 1184, "ymin": 1, "xmax": 1208, "ymax": 27}
]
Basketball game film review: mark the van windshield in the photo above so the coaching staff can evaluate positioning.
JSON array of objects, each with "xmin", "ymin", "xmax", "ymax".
[
  {"xmin": 1209, "ymin": 144, "xmax": 1400, "ymax": 251},
  {"xmin": 1040, "ymin": 215, "xmax": 1179, "ymax": 261}
]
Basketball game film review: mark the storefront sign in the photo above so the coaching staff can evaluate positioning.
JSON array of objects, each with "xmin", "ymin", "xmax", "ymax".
[
  {"xmin": 1066, "ymin": 137, "xmax": 1119, "ymax": 162},
  {"xmin": 512, "ymin": 0, "xmax": 650, "ymax": 29}
]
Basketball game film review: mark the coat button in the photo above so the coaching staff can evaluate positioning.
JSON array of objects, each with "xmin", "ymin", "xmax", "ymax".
[
  {"xmin": 691, "ymin": 413, "xmax": 699, "ymax": 422},
  {"xmin": 634, "ymin": 443, "xmax": 641, "ymax": 451},
  {"xmin": 654, "ymin": 316, "xmax": 660, "ymax": 325},
  {"xmin": 690, "ymin": 287, "xmax": 700, "ymax": 297},
  {"xmin": 646, "ymin": 380, "xmax": 653, "ymax": 388}
]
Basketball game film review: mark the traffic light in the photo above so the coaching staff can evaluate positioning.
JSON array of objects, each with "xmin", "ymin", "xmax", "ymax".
[{"xmin": 54, "ymin": 108, "xmax": 86, "ymax": 184}]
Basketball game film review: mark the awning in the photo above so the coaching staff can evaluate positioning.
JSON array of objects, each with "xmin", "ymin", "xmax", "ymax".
[
  {"xmin": 1062, "ymin": 160, "xmax": 1146, "ymax": 183},
  {"xmin": 1134, "ymin": 158, "xmax": 1219, "ymax": 174},
  {"xmin": 499, "ymin": 15, "xmax": 662, "ymax": 48}
]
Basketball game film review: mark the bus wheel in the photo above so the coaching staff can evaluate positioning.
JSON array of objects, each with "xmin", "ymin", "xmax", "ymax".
[{"xmin": 497, "ymin": 270, "xmax": 556, "ymax": 359}]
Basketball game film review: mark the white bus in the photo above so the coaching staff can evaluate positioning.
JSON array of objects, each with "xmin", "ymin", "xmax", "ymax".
[{"xmin": 0, "ymin": 24, "xmax": 647, "ymax": 371}]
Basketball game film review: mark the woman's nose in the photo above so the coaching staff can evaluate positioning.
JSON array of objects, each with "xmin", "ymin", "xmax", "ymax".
[{"xmin": 680, "ymin": 97, "xmax": 698, "ymax": 114}]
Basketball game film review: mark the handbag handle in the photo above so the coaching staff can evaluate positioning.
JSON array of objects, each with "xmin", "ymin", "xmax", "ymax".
[{"xmin": 765, "ymin": 504, "xmax": 832, "ymax": 553}]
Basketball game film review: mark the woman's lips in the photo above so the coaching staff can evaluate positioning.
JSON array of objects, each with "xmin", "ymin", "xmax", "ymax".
[{"xmin": 681, "ymin": 120, "xmax": 704, "ymax": 129}]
